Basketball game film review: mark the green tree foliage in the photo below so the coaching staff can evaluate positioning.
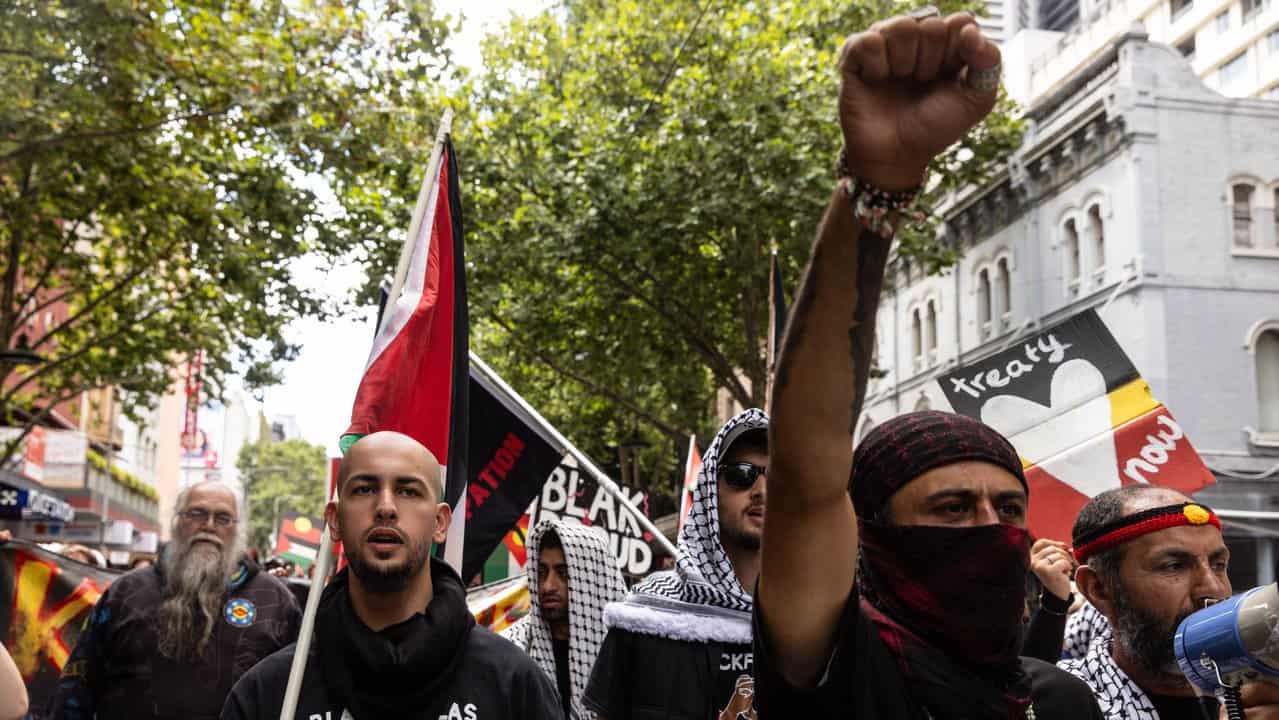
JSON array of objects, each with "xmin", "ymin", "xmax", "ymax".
[
  {"xmin": 237, "ymin": 437, "xmax": 327, "ymax": 556},
  {"xmin": 0, "ymin": 0, "xmax": 453, "ymax": 461},
  {"xmin": 370, "ymin": 0, "xmax": 1021, "ymax": 508}
]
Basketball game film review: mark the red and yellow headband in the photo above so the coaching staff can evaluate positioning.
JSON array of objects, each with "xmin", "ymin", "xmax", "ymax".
[{"xmin": 1072, "ymin": 502, "xmax": 1221, "ymax": 563}]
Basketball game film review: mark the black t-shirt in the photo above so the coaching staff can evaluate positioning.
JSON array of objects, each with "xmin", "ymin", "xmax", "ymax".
[
  {"xmin": 552, "ymin": 637, "xmax": 571, "ymax": 717},
  {"xmin": 752, "ymin": 588, "xmax": 1105, "ymax": 719},
  {"xmin": 584, "ymin": 627, "xmax": 756, "ymax": 720},
  {"xmin": 220, "ymin": 629, "xmax": 563, "ymax": 720},
  {"xmin": 1148, "ymin": 692, "xmax": 1220, "ymax": 720}
]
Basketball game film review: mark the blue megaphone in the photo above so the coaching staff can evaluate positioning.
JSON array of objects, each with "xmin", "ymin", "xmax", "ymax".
[{"xmin": 1174, "ymin": 583, "xmax": 1279, "ymax": 714}]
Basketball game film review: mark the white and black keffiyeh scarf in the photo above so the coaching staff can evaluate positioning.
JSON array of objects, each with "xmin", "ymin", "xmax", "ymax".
[
  {"xmin": 1062, "ymin": 600, "xmax": 1112, "ymax": 660},
  {"xmin": 503, "ymin": 520, "xmax": 626, "ymax": 720},
  {"xmin": 604, "ymin": 409, "xmax": 767, "ymax": 645},
  {"xmin": 1060, "ymin": 638, "xmax": 1159, "ymax": 719}
]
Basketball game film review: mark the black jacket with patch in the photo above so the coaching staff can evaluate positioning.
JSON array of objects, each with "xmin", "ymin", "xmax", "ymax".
[{"xmin": 48, "ymin": 558, "xmax": 301, "ymax": 720}]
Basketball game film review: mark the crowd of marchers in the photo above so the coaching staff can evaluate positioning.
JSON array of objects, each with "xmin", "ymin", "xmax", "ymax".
[{"xmin": 2, "ymin": 9, "xmax": 1276, "ymax": 720}]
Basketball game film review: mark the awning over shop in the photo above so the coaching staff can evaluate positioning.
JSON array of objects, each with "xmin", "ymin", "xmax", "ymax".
[{"xmin": 0, "ymin": 471, "xmax": 75, "ymax": 522}]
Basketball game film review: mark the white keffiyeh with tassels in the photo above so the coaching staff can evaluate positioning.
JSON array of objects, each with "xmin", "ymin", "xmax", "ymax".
[
  {"xmin": 603, "ymin": 408, "xmax": 767, "ymax": 645},
  {"xmin": 503, "ymin": 520, "xmax": 626, "ymax": 720}
]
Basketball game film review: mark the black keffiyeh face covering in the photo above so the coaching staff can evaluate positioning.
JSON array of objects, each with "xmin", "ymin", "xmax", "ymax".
[{"xmin": 851, "ymin": 411, "xmax": 1036, "ymax": 719}]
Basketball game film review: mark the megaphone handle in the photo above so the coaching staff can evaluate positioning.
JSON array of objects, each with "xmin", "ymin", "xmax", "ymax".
[
  {"xmin": 1205, "ymin": 658, "xmax": 1246, "ymax": 720},
  {"xmin": 1219, "ymin": 686, "xmax": 1245, "ymax": 720}
]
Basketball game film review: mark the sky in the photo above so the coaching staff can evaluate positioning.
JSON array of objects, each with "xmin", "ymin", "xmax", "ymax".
[{"xmin": 257, "ymin": 0, "xmax": 545, "ymax": 456}]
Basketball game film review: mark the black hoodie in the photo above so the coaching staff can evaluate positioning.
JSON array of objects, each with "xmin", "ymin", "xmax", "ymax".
[{"xmin": 221, "ymin": 558, "xmax": 563, "ymax": 720}]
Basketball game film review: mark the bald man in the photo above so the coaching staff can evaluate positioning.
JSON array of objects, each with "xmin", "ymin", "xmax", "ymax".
[
  {"xmin": 50, "ymin": 481, "xmax": 301, "ymax": 720},
  {"xmin": 222, "ymin": 432, "xmax": 562, "ymax": 720}
]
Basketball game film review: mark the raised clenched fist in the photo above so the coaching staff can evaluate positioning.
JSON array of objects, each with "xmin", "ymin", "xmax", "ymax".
[{"xmin": 837, "ymin": 11, "xmax": 1001, "ymax": 191}]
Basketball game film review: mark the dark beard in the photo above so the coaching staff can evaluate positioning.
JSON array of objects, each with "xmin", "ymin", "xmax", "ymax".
[
  {"xmin": 541, "ymin": 604, "xmax": 569, "ymax": 623},
  {"xmin": 720, "ymin": 521, "xmax": 761, "ymax": 552},
  {"xmin": 1112, "ymin": 585, "xmax": 1194, "ymax": 682},
  {"xmin": 157, "ymin": 532, "xmax": 242, "ymax": 660},
  {"xmin": 347, "ymin": 533, "xmax": 431, "ymax": 593}
]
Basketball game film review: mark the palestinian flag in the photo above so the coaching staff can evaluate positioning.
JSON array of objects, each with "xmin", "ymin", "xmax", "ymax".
[
  {"xmin": 273, "ymin": 512, "xmax": 323, "ymax": 569},
  {"xmin": 677, "ymin": 435, "xmax": 702, "ymax": 535},
  {"xmin": 341, "ymin": 137, "xmax": 470, "ymax": 569},
  {"xmin": 931, "ymin": 309, "xmax": 1214, "ymax": 541}
]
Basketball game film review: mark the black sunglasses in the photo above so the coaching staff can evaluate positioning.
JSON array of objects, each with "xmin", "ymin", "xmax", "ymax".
[{"xmin": 721, "ymin": 462, "xmax": 767, "ymax": 490}]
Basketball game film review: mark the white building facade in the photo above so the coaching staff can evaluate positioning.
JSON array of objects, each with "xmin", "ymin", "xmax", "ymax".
[{"xmin": 995, "ymin": 0, "xmax": 1279, "ymax": 103}]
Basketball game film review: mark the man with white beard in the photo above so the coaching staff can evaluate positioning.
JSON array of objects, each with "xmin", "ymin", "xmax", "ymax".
[{"xmin": 48, "ymin": 481, "xmax": 301, "ymax": 720}]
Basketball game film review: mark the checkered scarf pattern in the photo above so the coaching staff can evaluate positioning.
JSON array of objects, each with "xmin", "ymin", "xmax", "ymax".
[
  {"xmin": 1059, "ymin": 637, "xmax": 1158, "ymax": 719},
  {"xmin": 508, "ymin": 520, "xmax": 626, "ymax": 720},
  {"xmin": 851, "ymin": 410, "xmax": 1027, "ymax": 517},
  {"xmin": 1062, "ymin": 600, "xmax": 1112, "ymax": 661},
  {"xmin": 602, "ymin": 410, "xmax": 765, "ymax": 644},
  {"xmin": 630, "ymin": 408, "xmax": 766, "ymax": 614}
]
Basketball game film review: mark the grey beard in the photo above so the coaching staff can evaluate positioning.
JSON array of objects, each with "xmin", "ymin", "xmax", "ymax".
[
  {"xmin": 157, "ymin": 532, "xmax": 242, "ymax": 660},
  {"xmin": 346, "ymin": 532, "xmax": 431, "ymax": 594},
  {"xmin": 1112, "ymin": 584, "xmax": 1193, "ymax": 683}
]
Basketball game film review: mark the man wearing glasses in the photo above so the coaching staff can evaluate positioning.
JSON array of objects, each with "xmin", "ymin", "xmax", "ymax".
[
  {"xmin": 49, "ymin": 481, "xmax": 301, "ymax": 720},
  {"xmin": 585, "ymin": 409, "xmax": 767, "ymax": 720}
]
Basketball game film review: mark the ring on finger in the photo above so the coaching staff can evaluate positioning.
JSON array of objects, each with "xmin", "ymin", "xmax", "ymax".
[{"xmin": 965, "ymin": 64, "xmax": 1002, "ymax": 92}]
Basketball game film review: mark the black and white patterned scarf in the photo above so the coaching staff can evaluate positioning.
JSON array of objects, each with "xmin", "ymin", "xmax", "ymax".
[
  {"xmin": 604, "ymin": 409, "xmax": 767, "ymax": 644},
  {"xmin": 1062, "ymin": 600, "xmax": 1112, "ymax": 661},
  {"xmin": 504, "ymin": 520, "xmax": 626, "ymax": 720},
  {"xmin": 1059, "ymin": 637, "xmax": 1158, "ymax": 719}
]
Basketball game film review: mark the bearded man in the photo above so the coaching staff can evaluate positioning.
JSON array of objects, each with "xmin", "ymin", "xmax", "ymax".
[
  {"xmin": 49, "ymin": 481, "xmax": 301, "ymax": 720},
  {"xmin": 1063, "ymin": 485, "xmax": 1279, "ymax": 719},
  {"xmin": 222, "ymin": 431, "xmax": 560, "ymax": 720}
]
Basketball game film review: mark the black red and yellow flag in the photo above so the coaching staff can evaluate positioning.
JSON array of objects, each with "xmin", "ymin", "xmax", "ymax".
[
  {"xmin": 1, "ymin": 540, "xmax": 119, "ymax": 710},
  {"xmin": 936, "ymin": 310, "xmax": 1214, "ymax": 541}
]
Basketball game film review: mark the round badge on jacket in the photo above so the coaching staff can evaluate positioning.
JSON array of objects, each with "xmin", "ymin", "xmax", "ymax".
[{"xmin": 224, "ymin": 598, "xmax": 256, "ymax": 627}]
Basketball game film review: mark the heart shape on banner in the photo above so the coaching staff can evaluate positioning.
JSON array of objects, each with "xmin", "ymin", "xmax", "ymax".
[{"xmin": 980, "ymin": 359, "xmax": 1121, "ymax": 500}]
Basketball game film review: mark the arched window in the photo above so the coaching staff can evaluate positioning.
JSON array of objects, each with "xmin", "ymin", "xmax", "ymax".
[
  {"xmin": 978, "ymin": 268, "xmax": 993, "ymax": 338},
  {"xmin": 1258, "ymin": 329, "xmax": 1279, "ymax": 433},
  {"xmin": 926, "ymin": 300, "xmax": 938, "ymax": 364},
  {"xmin": 1064, "ymin": 219, "xmax": 1081, "ymax": 296},
  {"xmin": 1233, "ymin": 184, "xmax": 1255, "ymax": 248},
  {"xmin": 1088, "ymin": 205, "xmax": 1105, "ymax": 283},
  {"xmin": 997, "ymin": 257, "xmax": 1012, "ymax": 329},
  {"xmin": 911, "ymin": 308, "xmax": 923, "ymax": 369}
]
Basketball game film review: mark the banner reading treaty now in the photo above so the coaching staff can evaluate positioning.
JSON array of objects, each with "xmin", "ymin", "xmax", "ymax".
[{"xmin": 932, "ymin": 309, "xmax": 1215, "ymax": 541}]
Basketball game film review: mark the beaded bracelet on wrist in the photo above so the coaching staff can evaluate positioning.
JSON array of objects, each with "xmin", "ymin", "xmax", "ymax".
[{"xmin": 835, "ymin": 148, "xmax": 925, "ymax": 239}]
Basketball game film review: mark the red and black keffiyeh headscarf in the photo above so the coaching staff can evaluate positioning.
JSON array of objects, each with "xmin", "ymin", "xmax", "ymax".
[{"xmin": 852, "ymin": 411, "xmax": 1035, "ymax": 719}]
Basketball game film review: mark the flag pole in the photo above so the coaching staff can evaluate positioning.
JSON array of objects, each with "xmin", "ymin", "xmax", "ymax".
[
  {"xmin": 278, "ymin": 109, "xmax": 456, "ymax": 720},
  {"xmin": 469, "ymin": 351, "xmax": 679, "ymax": 559}
]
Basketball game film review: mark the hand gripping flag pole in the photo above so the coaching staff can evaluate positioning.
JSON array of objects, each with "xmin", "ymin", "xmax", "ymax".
[{"xmin": 278, "ymin": 109, "xmax": 456, "ymax": 720}]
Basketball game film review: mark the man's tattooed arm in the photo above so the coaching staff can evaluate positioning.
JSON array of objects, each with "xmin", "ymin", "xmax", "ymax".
[{"xmin": 761, "ymin": 186, "xmax": 892, "ymax": 688}]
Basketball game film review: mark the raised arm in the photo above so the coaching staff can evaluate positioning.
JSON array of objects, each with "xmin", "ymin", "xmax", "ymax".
[{"xmin": 760, "ymin": 11, "xmax": 1001, "ymax": 687}]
